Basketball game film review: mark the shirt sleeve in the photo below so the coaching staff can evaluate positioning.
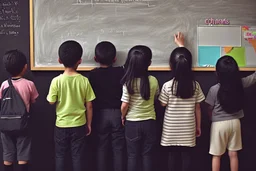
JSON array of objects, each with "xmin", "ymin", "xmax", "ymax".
[
  {"xmin": 84, "ymin": 79, "xmax": 96, "ymax": 102},
  {"xmin": 242, "ymin": 71, "xmax": 256, "ymax": 88},
  {"xmin": 121, "ymin": 85, "xmax": 130, "ymax": 103},
  {"xmin": 0, "ymin": 83, "xmax": 4, "ymax": 99},
  {"xmin": 205, "ymin": 87, "xmax": 216, "ymax": 106},
  {"xmin": 30, "ymin": 82, "xmax": 39, "ymax": 103},
  {"xmin": 46, "ymin": 79, "xmax": 58, "ymax": 103},
  {"xmin": 195, "ymin": 82, "xmax": 205, "ymax": 103},
  {"xmin": 158, "ymin": 83, "xmax": 169, "ymax": 105}
]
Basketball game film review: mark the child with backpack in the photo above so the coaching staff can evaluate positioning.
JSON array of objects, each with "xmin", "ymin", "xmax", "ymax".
[
  {"xmin": 158, "ymin": 33, "xmax": 205, "ymax": 171},
  {"xmin": 0, "ymin": 50, "xmax": 39, "ymax": 171},
  {"xmin": 121, "ymin": 45, "xmax": 159, "ymax": 171},
  {"xmin": 47, "ymin": 40, "xmax": 95, "ymax": 171},
  {"xmin": 206, "ymin": 56, "xmax": 256, "ymax": 171}
]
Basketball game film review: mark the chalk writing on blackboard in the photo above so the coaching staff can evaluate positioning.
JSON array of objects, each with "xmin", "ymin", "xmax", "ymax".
[
  {"xmin": 0, "ymin": 0, "xmax": 21, "ymax": 36},
  {"xmin": 73, "ymin": 0, "xmax": 156, "ymax": 7}
]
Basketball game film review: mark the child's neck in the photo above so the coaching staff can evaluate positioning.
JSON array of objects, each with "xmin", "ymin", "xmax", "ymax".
[
  {"xmin": 12, "ymin": 75, "xmax": 23, "ymax": 79},
  {"xmin": 64, "ymin": 67, "xmax": 78, "ymax": 76},
  {"xmin": 100, "ymin": 64, "xmax": 112, "ymax": 68},
  {"xmin": 12, "ymin": 73, "xmax": 24, "ymax": 79}
]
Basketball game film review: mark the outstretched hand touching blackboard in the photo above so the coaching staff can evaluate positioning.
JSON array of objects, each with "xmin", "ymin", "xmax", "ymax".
[{"xmin": 174, "ymin": 32, "xmax": 185, "ymax": 47}]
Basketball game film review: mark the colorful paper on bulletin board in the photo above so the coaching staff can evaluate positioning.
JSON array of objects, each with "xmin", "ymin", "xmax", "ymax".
[
  {"xmin": 249, "ymin": 39, "xmax": 256, "ymax": 52},
  {"xmin": 198, "ymin": 46, "xmax": 221, "ymax": 67},
  {"xmin": 225, "ymin": 47, "xmax": 246, "ymax": 67}
]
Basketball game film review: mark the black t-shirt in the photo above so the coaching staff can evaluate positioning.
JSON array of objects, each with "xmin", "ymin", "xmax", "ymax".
[{"xmin": 89, "ymin": 66, "xmax": 125, "ymax": 110}]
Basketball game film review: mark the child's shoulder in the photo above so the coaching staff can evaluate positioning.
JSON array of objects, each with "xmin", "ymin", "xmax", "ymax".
[
  {"xmin": 163, "ymin": 79, "xmax": 174, "ymax": 87},
  {"xmin": 208, "ymin": 83, "xmax": 220, "ymax": 92},
  {"xmin": 1, "ymin": 78, "xmax": 34, "ymax": 86},
  {"xmin": 91, "ymin": 66, "xmax": 124, "ymax": 73},
  {"xmin": 20, "ymin": 78, "xmax": 35, "ymax": 85},
  {"xmin": 51, "ymin": 74, "xmax": 89, "ymax": 84},
  {"xmin": 148, "ymin": 75, "xmax": 158, "ymax": 82}
]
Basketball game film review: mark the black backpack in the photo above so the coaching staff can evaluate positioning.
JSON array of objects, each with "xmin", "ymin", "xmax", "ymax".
[{"xmin": 0, "ymin": 79, "xmax": 29, "ymax": 132}]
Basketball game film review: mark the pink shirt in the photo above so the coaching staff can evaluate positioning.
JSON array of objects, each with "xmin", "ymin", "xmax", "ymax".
[{"xmin": 0, "ymin": 78, "xmax": 39, "ymax": 112}]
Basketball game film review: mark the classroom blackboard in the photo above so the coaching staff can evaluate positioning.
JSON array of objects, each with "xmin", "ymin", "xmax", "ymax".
[
  {"xmin": 6, "ymin": 0, "xmax": 256, "ymax": 71},
  {"xmin": 0, "ymin": 0, "xmax": 30, "ymax": 79}
]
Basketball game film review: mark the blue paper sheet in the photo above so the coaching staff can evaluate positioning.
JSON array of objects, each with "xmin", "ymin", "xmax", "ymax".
[{"xmin": 198, "ymin": 46, "xmax": 221, "ymax": 67}]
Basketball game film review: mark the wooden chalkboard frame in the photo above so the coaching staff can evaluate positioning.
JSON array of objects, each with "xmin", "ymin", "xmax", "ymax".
[{"xmin": 29, "ymin": 0, "xmax": 256, "ymax": 71}]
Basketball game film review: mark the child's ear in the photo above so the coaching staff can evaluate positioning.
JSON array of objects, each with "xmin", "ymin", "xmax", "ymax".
[
  {"xmin": 113, "ymin": 57, "xmax": 117, "ymax": 63},
  {"xmin": 94, "ymin": 56, "xmax": 98, "ymax": 63},
  {"xmin": 58, "ymin": 58, "xmax": 63, "ymax": 64},
  {"xmin": 24, "ymin": 64, "xmax": 28, "ymax": 70},
  {"xmin": 149, "ymin": 60, "xmax": 152, "ymax": 66},
  {"xmin": 78, "ymin": 59, "xmax": 82, "ymax": 64}
]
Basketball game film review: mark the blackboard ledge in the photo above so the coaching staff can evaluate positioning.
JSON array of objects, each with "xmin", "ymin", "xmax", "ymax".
[{"xmin": 30, "ymin": 66, "xmax": 256, "ymax": 71}]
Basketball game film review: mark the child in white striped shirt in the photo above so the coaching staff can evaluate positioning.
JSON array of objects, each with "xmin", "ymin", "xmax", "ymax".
[{"xmin": 159, "ymin": 32, "xmax": 205, "ymax": 171}]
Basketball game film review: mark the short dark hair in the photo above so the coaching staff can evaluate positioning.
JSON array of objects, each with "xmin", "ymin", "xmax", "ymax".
[
  {"xmin": 58, "ymin": 40, "xmax": 83, "ymax": 68},
  {"xmin": 3, "ymin": 50, "xmax": 27, "ymax": 77},
  {"xmin": 95, "ymin": 41, "xmax": 116, "ymax": 66}
]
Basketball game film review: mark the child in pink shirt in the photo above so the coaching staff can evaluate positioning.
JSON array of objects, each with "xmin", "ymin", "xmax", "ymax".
[{"xmin": 0, "ymin": 50, "xmax": 39, "ymax": 171}]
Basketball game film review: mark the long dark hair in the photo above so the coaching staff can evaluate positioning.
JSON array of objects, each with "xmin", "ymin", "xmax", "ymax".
[
  {"xmin": 121, "ymin": 45, "xmax": 152, "ymax": 100},
  {"xmin": 216, "ymin": 56, "xmax": 244, "ymax": 113},
  {"xmin": 170, "ymin": 47, "xmax": 195, "ymax": 99}
]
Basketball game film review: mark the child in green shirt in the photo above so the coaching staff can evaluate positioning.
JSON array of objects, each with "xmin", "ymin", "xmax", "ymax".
[{"xmin": 47, "ymin": 40, "xmax": 95, "ymax": 171}]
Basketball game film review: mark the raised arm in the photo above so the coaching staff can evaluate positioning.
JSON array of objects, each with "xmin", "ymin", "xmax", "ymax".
[{"xmin": 242, "ymin": 71, "xmax": 256, "ymax": 88}]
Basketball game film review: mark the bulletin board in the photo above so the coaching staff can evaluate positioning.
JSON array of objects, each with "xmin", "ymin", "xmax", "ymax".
[{"xmin": 197, "ymin": 25, "xmax": 256, "ymax": 71}]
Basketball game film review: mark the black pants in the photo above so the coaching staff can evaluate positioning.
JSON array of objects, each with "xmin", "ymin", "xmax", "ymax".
[
  {"xmin": 167, "ymin": 146, "xmax": 192, "ymax": 171},
  {"xmin": 94, "ymin": 109, "xmax": 125, "ymax": 171},
  {"xmin": 125, "ymin": 120, "xmax": 156, "ymax": 171},
  {"xmin": 55, "ymin": 125, "xmax": 86, "ymax": 171}
]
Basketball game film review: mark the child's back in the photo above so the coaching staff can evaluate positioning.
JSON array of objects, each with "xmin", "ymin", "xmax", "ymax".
[
  {"xmin": 0, "ymin": 50, "xmax": 38, "ymax": 171},
  {"xmin": 158, "ymin": 39, "xmax": 205, "ymax": 171},
  {"xmin": 48, "ymin": 73, "xmax": 94, "ymax": 127},
  {"xmin": 121, "ymin": 45, "xmax": 159, "ymax": 171},
  {"xmin": 89, "ymin": 41, "xmax": 125, "ymax": 171},
  {"xmin": 160, "ymin": 79, "xmax": 204, "ymax": 147},
  {"xmin": 47, "ymin": 40, "xmax": 95, "ymax": 171},
  {"xmin": 89, "ymin": 66, "xmax": 124, "ymax": 110},
  {"xmin": 205, "ymin": 56, "xmax": 256, "ymax": 171}
]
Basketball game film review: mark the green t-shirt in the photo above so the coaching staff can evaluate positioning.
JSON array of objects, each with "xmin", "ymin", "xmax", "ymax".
[
  {"xmin": 47, "ymin": 74, "xmax": 95, "ymax": 128},
  {"xmin": 121, "ymin": 75, "xmax": 159, "ymax": 121}
]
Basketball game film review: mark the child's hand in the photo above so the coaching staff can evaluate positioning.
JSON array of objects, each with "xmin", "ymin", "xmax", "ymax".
[
  {"xmin": 86, "ymin": 125, "xmax": 92, "ymax": 136},
  {"xmin": 174, "ymin": 32, "xmax": 185, "ymax": 47},
  {"xmin": 196, "ymin": 127, "xmax": 201, "ymax": 137},
  {"xmin": 121, "ymin": 117, "xmax": 125, "ymax": 126}
]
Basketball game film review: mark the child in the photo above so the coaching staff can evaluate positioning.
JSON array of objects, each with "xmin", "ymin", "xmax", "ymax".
[
  {"xmin": 121, "ymin": 45, "xmax": 159, "ymax": 171},
  {"xmin": 47, "ymin": 40, "xmax": 95, "ymax": 171},
  {"xmin": 0, "ymin": 50, "xmax": 39, "ymax": 171},
  {"xmin": 89, "ymin": 41, "xmax": 125, "ymax": 171},
  {"xmin": 158, "ymin": 33, "xmax": 205, "ymax": 171},
  {"xmin": 205, "ymin": 56, "xmax": 256, "ymax": 171}
]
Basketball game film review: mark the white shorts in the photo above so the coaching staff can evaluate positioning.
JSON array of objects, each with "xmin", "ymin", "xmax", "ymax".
[{"xmin": 209, "ymin": 119, "xmax": 242, "ymax": 156}]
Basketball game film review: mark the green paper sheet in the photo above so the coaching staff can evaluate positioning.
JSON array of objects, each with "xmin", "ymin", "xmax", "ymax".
[{"xmin": 226, "ymin": 47, "xmax": 246, "ymax": 67}]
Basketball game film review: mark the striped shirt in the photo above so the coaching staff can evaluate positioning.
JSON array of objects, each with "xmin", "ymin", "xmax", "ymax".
[
  {"xmin": 121, "ymin": 76, "xmax": 159, "ymax": 121},
  {"xmin": 159, "ymin": 79, "xmax": 205, "ymax": 147}
]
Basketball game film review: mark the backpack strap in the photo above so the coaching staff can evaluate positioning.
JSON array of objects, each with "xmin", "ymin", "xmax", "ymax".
[{"xmin": 7, "ymin": 79, "xmax": 13, "ymax": 87}]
